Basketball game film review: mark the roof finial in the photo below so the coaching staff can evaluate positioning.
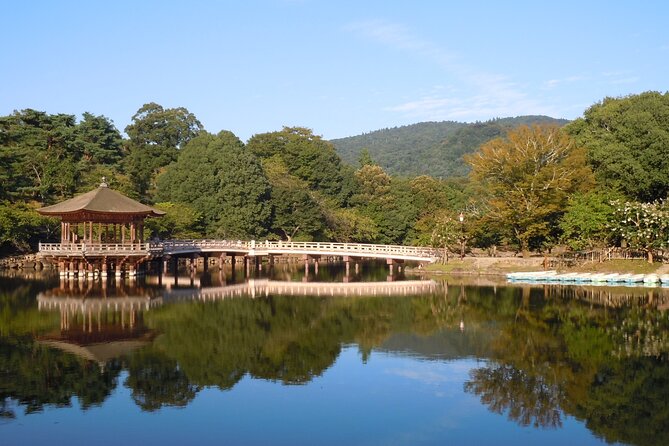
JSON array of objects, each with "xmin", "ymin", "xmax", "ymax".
[{"xmin": 100, "ymin": 177, "xmax": 108, "ymax": 188}]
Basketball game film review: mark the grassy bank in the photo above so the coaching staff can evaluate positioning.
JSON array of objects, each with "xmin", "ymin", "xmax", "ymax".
[{"xmin": 419, "ymin": 257, "xmax": 667, "ymax": 276}]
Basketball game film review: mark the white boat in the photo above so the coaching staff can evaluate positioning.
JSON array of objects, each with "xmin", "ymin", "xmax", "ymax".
[
  {"xmin": 575, "ymin": 273, "xmax": 593, "ymax": 281},
  {"xmin": 556, "ymin": 273, "xmax": 579, "ymax": 282},
  {"xmin": 603, "ymin": 273, "xmax": 622, "ymax": 282},
  {"xmin": 590, "ymin": 273, "xmax": 609, "ymax": 282},
  {"xmin": 643, "ymin": 274, "xmax": 659, "ymax": 284},
  {"xmin": 626, "ymin": 274, "xmax": 645, "ymax": 283}
]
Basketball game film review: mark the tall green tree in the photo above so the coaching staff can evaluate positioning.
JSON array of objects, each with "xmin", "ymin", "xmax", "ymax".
[
  {"xmin": 124, "ymin": 103, "xmax": 203, "ymax": 202},
  {"xmin": 567, "ymin": 91, "xmax": 669, "ymax": 202},
  {"xmin": 559, "ymin": 191, "xmax": 618, "ymax": 251},
  {"xmin": 156, "ymin": 131, "xmax": 271, "ymax": 238},
  {"xmin": 247, "ymin": 127, "xmax": 351, "ymax": 205},
  {"xmin": 0, "ymin": 109, "xmax": 79, "ymax": 202},
  {"xmin": 262, "ymin": 156, "xmax": 325, "ymax": 241},
  {"xmin": 352, "ymin": 165, "xmax": 418, "ymax": 244},
  {"xmin": 466, "ymin": 125, "xmax": 593, "ymax": 255}
]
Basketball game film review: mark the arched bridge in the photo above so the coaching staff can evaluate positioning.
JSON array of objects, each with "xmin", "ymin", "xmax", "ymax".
[{"xmin": 155, "ymin": 240, "xmax": 439, "ymax": 263}]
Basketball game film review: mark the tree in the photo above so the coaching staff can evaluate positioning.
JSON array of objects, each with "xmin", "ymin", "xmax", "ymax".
[
  {"xmin": 0, "ymin": 109, "xmax": 79, "ymax": 203},
  {"xmin": 559, "ymin": 192, "xmax": 617, "ymax": 251},
  {"xmin": 74, "ymin": 112, "xmax": 123, "ymax": 166},
  {"xmin": 144, "ymin": 202, "xmax": 205, "ymax": 240},
  {"xmin": 466, "ymin": 125, "xmax": 593, "ymax": 255},
  {"xmin": 247, "ymin": 127, "xmax": 350, "ymax": 205},
  {"xmin": 352, "ymin": 165, "xmax": 418, "ymax": 244},
  {"xmin": 156, "ymin": 131, "xmax": 271, "ymax": 238},
  {"xmin": 567, "ymin": 91, "xmax": 669, "ymax": 202},
  {"xmin": 609, "ymin": 200, "xmax": 669, "ymax": 263},
  {"xmin": 124, "ymin": 103, "xmax": 203, "ymax": 201},
  {"xmin": 0, "ymin": 202, "xmax": 55, "ymax": 253},
  {"xmin": 262, "ymin": 156, "xmax": 325, "ymax": 241}
]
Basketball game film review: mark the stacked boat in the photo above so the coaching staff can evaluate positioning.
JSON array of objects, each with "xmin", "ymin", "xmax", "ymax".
[{"xmin": 507, "ymin": 271, "xmax": 669, "ymax": 287}]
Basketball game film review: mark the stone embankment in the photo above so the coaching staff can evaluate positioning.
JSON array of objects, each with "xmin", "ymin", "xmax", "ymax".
[{"xmin": 0, "ymin": 253, "xmax": 50, "ymax": 270}]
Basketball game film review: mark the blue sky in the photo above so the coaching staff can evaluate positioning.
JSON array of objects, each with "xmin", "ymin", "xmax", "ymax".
[{"xmin": 2, "ymin": 1, "xmax": 667, "ymax": 141}]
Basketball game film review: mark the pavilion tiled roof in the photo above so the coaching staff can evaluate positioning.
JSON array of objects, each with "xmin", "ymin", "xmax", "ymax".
[{"xmin": 37, "ymin": 183, "xmax": 165, "ymax": 217}]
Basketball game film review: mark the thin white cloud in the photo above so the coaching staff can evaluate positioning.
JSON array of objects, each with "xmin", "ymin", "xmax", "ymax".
[
  {"xmin": 346, "ymin": 18, "xmax": 554, "ymax": 122},
  {"xmin": 543, "ymin": 75, "xmax": 587, "ymax": 89}
]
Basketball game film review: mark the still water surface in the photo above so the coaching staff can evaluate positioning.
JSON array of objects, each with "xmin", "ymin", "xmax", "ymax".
[{"xmin": 2, "ymin": 262, "xmax": 668, "ymax": 445}]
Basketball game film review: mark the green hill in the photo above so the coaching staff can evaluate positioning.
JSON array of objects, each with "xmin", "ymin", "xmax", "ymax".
[{"xmin": 330, "ymin": 115, "xmax": 570, "ymax": 178}]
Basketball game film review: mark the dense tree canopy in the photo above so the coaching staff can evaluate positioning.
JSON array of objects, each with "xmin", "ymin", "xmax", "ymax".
[
  {"xmin": 247, "ymin": 127, "xmax": 352, "ymax": 205},
  {"xmin": 567, "ymin": 91, "xmax": 669, "ymax": 202},
  {"xmin": 124, "ymin": 103, "xmax": 204, "ymax": 202},
  {"xmin": 156, "ymin": 131, "xmax": 271, "ymax": 238}
]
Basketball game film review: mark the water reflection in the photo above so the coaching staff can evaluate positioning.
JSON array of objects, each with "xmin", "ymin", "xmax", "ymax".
[{"xmin": 2, "ymin": 267, "xmax": 669, "ymax": 445}]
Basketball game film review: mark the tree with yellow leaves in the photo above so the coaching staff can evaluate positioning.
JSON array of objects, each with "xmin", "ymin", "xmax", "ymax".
[{"xmin": 466, "ymin": 125, "xmax": 593, "ymax": 256}]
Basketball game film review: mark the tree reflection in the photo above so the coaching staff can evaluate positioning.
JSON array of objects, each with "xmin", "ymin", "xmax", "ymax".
[
  {"xmin": 0, "ymin": 339, "xmax": 120, "ymax": 417},
  {"xmin": 125, "ymin": 349, "xmax": 199, "ymax": 411},
  {"xmin": 465, "ymin": 363, "xmax": 564, "ymax": 428}
]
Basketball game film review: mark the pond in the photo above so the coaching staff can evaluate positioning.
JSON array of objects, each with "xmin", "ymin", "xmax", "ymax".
[{"xmin": 1, "ymin": 261, "xmax": 668, "ymax": 445}]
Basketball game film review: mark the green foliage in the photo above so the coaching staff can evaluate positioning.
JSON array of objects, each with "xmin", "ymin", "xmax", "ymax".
[
  {"xmin": 124, "ymin": 348, "xmax": 198, "ymax": 411},
  {"xmin": 0, "ymin": 109, "xmax": 126, "ymax": 205},
  {"xmin": 0, "ymin": 339, "xmax": 121, "ymax": 416},
  {"xmin": 156, "ymin": 131, "xmax": 271, "ymax": 238},
  {"xmin": 262, "ymin": 156, "xmax": 325, "ymax": 241},
  {"xmin": 124, "ymin": 102, "xmax": 203, "ymax": 202},
  {"xmin": 144, "ymin": 202, "xmax": 205, "ymax": 239},
  {"xmin": 331, "ymin": 116, "xmax": 569, "ymax": 178},
  {"xmin": 248, "ymin": 127, "xmax": 350, "ymax": 205},
  {"xmin": 0, "ymin": 110, "xmax": 80, "ymax": 202},
  {"xmin": 559, "ymin": 191, "xmax": 618, "ymax": 250},
  {"xmin": 0, "ymin": 202, "xmax": 56, "ymax": 252},
  {"xmin": 567, "ymin": 91, "xmax": 669, "ymax": 202},
  {"xmin": 351, "ymin": 165, "xmax": 418, "ymax": 244},
  {"xmin": 323, "ymin": 207, "xmax": 379, "ymax": 242}
]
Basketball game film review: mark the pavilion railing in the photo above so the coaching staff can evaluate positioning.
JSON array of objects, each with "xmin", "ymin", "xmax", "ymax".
[{"xmin": 38, "ymin": 242, "xmax": 155, "ymax": 255}]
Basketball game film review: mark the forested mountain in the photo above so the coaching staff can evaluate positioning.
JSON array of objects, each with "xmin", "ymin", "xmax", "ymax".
[{"xmin": 330, "ymin": 116, "xmax": 570, "ymax": 178}]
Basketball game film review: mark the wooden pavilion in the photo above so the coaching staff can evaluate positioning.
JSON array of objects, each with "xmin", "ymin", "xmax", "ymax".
[{"xmin": 37, "ymin": 178, "xmax": 165, "ymax": 278}]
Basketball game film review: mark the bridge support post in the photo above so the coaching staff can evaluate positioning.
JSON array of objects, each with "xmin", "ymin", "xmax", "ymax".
[
  {"xmin": 219, "ymin": 254, "xmax": 226, "ymax": 270},
  {"xmin": 203, "ymin": 255, "xmax": 209, "ymax": 272},
  {"xmin": 343, "ymin": 256, "xmax": 351, "ymax": 279},
  {"xmin": 303, "ymin": 255, "xmax": 310, "ymax": 279}
]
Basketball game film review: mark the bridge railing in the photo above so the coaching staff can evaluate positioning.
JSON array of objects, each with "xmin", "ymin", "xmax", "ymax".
[
  {"xmin": 39, "ymin": 242, "xmax": 154, "ymax": 255},
  {"xmin": 157, "ymin": 239, "xmax": 439, "ymax": 259}
]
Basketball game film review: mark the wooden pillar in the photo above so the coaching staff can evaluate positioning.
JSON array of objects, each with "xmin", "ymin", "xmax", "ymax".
[
  {"xmin": 203, "ymin": 255, "xmax": 209, "ymax": 272},
  {"xmin": 387, "ymin": 258, "xmax": 395, "ymax": 275},
  {"xmin": 88, "ymin": 221, "xmax": 93, "ymax": 243},
  {"xmin": 303, "ymin": 255, "xmax": 310, "ymax": 278},
  {"xmin": 121, "ymin": 224, "xmax": 126, "ymax": 244},
  {"xmin": 101, "ymin": 259, "xmax": 108, "ymax": 277}
]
